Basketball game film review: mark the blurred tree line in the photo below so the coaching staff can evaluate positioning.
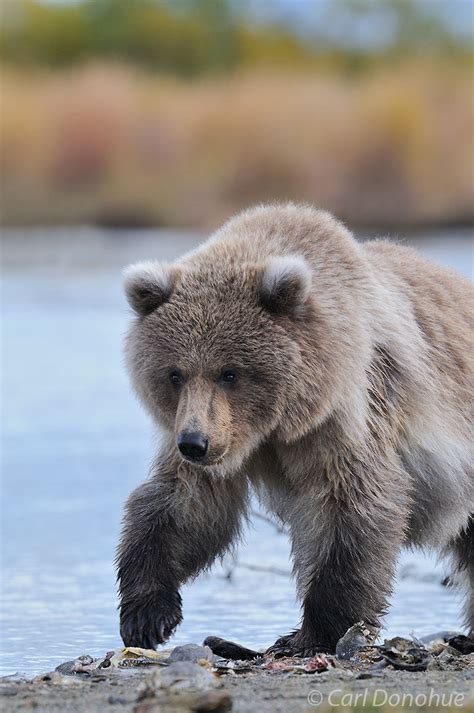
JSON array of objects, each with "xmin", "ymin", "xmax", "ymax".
[{"xmin": 0, "ymin": 0, "xmax": 470, "ymax": 76}]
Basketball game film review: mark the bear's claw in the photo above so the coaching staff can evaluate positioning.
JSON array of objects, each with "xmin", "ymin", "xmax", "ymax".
[{"xmin": 120, "ymin": 589, "xmax": 183, "ymax": 650}]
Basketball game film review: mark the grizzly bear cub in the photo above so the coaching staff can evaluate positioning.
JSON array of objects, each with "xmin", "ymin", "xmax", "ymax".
[{"xmin": 117, "ymin": 203, "xmax": 473, "ymax": 654}]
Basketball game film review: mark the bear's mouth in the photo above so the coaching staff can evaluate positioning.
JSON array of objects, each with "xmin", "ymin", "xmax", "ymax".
[{"xmin": 178, "ymin": 448, "xmax": 228, "ymax": 468}]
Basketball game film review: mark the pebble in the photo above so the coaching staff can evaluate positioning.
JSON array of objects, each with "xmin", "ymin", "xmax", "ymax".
[
  {"xmin": 335, "ymin": 622, "xmax": 373, "ymax": 661},
  {"xmin": 169, "ymin": 644, "xmax": 215, "ymax": 664},
  {"xmin": 133, "ymin": 702, "xmax": 161, "ymax": 713},
  {"xmin": 139, "ymin": 662, "xmax": 219, "ymax": 695},
  {"xmin": 0, "ymin": 673, "xmax": 29, "ymax": 684},
  {"xmin": 34, "ymin": 671, "xmax": 64, "ymax": 685},
  {"xmin": 0, "ymin": 686, "xmax": 18, "ymax": 696},
  {"xmin": 55, "ymin": 661, "xmax": 77, "ymax": 675},
  {"xmin": 108, "ymin": 694, "xmax": 129, "ymax": 704},
  {"xmin": 420, "ymin": 631, "xmax": 460, "ymax": 645},
  {"xmin": 191, "ymin": 689, "xmax": 232, "ymax": 712},
  {"xmin": 437, "ymin": 647, "xmax": 462, "ymax": 663}
]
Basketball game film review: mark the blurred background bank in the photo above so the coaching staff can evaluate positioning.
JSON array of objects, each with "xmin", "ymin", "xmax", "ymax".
[{"xmin": 0, "ymin": 0, "xmax": 473, "ymax": 229}]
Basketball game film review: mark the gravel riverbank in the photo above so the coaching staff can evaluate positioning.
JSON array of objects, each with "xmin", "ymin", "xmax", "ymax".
[
  {"xmin": 1, "ymin": 666, "xmax": 473, "ymax": 713},
  {"xmin": 1, "ymin": 634, "xmax": 473, "ymax": 713}
]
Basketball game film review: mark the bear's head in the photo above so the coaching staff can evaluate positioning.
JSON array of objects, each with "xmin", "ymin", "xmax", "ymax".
[{"xmin": 123, "ymin": 254, "xmax": 319, "ymax": 474}]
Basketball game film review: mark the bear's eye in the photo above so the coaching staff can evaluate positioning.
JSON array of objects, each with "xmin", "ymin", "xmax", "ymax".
[
  {"xmin": 169, "ymin": 370, "xmax": 183, "ymax": 387},
  {"xmin": 220, "ymin": 369, "xmax": 237, "ymax": 384}
]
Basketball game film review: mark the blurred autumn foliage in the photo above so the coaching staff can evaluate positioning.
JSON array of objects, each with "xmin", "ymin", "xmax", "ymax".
[
  {"xmin": 1, "ymin": 0, "xmax": 470, "ymax": 74},
  {"xmin": 0, "ymin": 0, "xmax": 472, "ymax": 228}
]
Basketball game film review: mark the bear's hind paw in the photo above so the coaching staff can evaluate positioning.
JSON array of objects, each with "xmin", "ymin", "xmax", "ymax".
[{"xmin": 265, "ymin": 631, "xmax": 331, "ymax": 659}]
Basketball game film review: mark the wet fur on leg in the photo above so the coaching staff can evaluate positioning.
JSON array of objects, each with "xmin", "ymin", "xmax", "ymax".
[
  {"xmin": 117, "ymin": 438, "xmax": 249, "ymax": 648},
  {"xmin": 449, "ymin": 515, "xmax": 474, "ymax": 635}
]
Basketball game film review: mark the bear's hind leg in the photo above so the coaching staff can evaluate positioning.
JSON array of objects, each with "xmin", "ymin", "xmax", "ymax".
[{"xmin": 450, "ymin": 516, "xmax": 474, "ymax": 635}]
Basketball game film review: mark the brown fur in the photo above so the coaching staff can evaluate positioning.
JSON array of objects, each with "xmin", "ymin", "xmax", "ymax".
[{"xmin": 117, "ymin": 203, "xmax": 473, "ymax": 653}]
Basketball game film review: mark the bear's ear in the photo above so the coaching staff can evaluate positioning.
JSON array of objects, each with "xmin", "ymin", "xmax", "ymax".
[
  {"xmin": 259, "ymin": 255, "xmax": 312, "ymax": 314},
  {"xmin": 123, "ymin": 261, "xmax": 179, "ymax": 316}
]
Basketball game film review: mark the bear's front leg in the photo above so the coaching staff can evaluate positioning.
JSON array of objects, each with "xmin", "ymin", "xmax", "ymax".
[
  {"xmin": 117, "ymin": 442, "xmax": 248, "ymax": 649},
  {"xmin": 268, "ymin": 457, "xmax": 409, "ymax": 656}
]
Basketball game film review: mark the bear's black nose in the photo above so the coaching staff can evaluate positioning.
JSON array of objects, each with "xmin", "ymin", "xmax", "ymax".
[{"xmin": 178, "ymin": 431, "xmax": 209, "ymax": 461}]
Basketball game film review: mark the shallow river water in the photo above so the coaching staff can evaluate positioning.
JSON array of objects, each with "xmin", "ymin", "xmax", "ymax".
[{"xmin": 1, "ymin": 226, "xmax": 472, "ymax": 675}]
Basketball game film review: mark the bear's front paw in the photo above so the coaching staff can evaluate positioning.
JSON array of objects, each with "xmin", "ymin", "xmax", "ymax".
[
  {"xmin": 266, "ymin": 630, "xmax": 332, "ymax": 658},
  {"xmin": 119, "ymin": 588, "xmax": 182, "ymax": 649}
]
